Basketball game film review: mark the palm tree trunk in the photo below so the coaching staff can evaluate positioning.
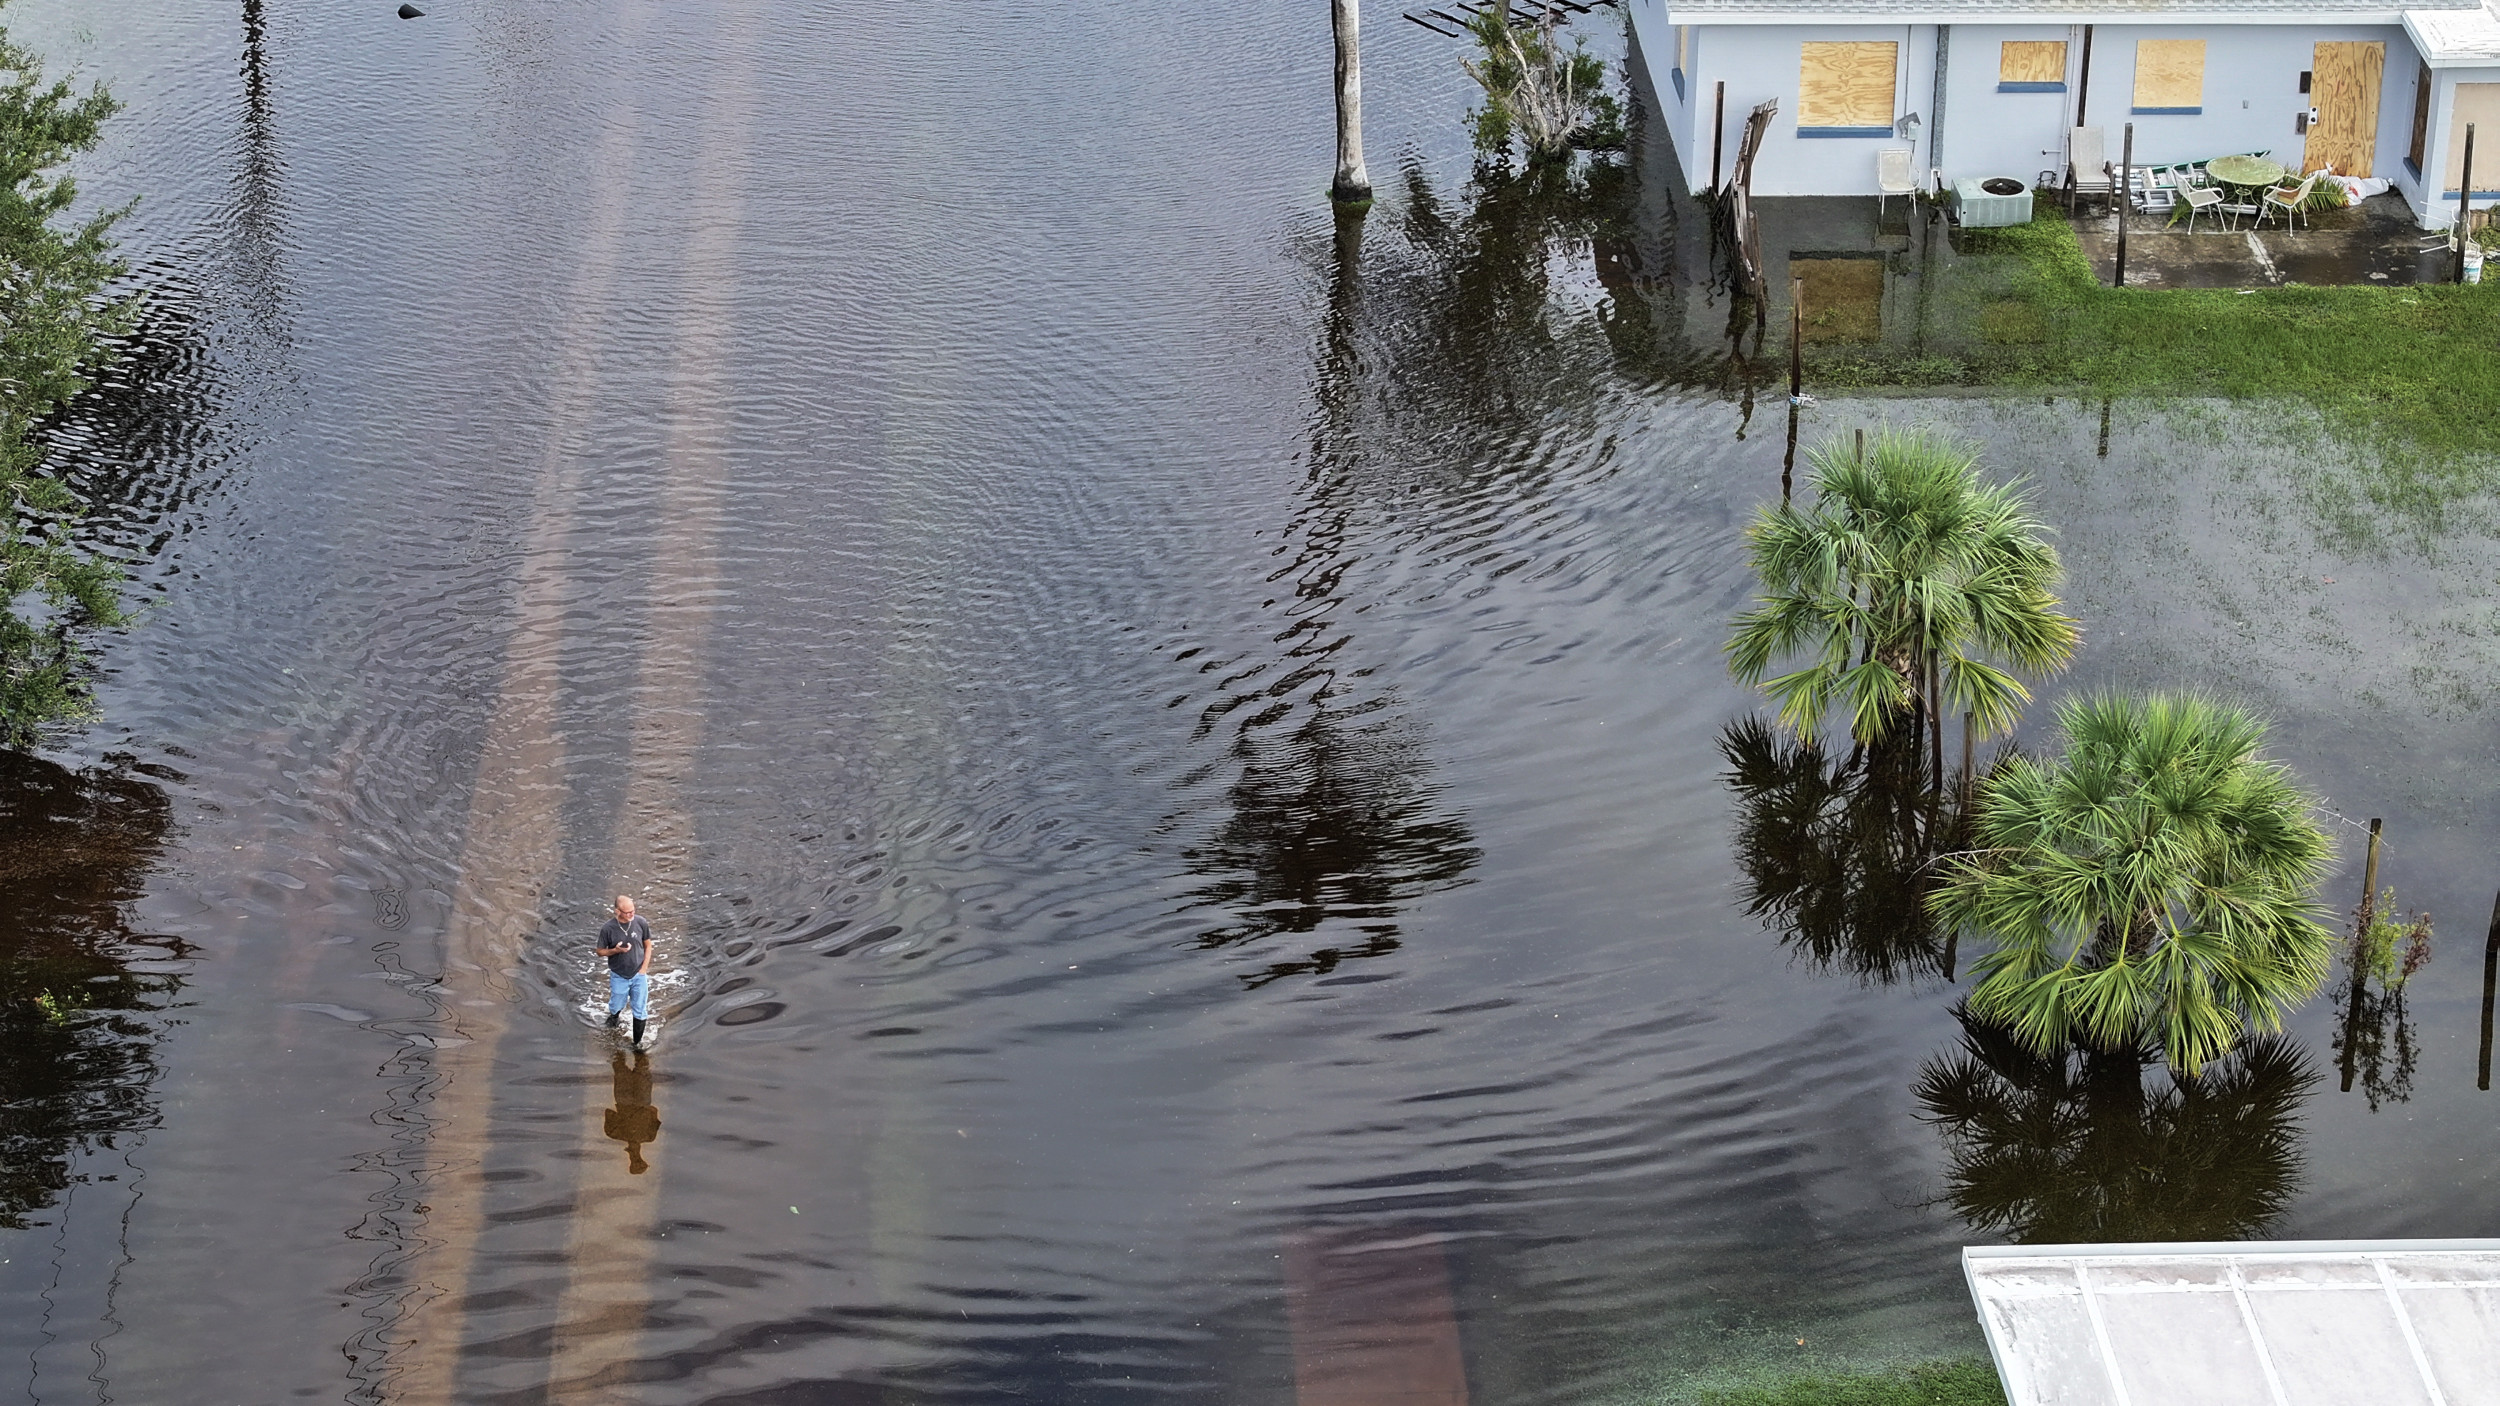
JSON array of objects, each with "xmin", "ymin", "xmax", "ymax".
[{"xmin": 1331, "ymin": 0, "xmax": 1373, "ymax": 205}]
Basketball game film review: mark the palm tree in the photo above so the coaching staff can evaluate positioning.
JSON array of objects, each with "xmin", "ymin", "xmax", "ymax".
[
  {"xmin": 1725, "ymin": 430, "xmax": 2079, "ymax": 761},
  {"xmin": 1931, "ymin": 694, "xmax": 2338, "ymax": 1074}
]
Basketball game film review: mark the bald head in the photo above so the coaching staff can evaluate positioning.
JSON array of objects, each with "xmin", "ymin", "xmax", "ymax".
[{"xmin": 614, "ymin": 895, "xmax": 636, "ymax": 921}]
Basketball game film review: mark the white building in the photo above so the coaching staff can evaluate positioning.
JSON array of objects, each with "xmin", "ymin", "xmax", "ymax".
[{"xmin": 1627, "ymin": 0, "xmax": 2500, "ymax": 226}]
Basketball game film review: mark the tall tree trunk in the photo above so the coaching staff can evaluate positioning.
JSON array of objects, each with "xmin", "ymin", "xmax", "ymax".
[{"xmin": 1331, "ymin": 0, "xmax": 1373, "ymax": 205}]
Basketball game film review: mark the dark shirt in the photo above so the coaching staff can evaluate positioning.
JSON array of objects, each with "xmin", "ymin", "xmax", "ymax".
[{"xmin": 599, "ymin": 916, "xmax": 652, "ymax": 978}]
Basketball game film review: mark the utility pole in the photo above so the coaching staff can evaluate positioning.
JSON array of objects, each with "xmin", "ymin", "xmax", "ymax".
[{"xmin": 1330, "ymin": 0, "xmax": 1373, "ymax": 208}]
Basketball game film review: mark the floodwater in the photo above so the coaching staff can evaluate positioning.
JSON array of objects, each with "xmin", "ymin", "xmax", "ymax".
[{"xmin": 4, "ymin": 2, "xmax": 2499, "ymax": 1403}]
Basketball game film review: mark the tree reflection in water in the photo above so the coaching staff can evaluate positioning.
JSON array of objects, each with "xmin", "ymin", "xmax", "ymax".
[
  {"xmin": 1916, "ymin": 1009, "xmax": 2314, "ymax": 1244},
  {"xmin": 1184, "ymin": 704, "xmax": 1478, "ymax": 989},
  {"xmin": 1722, "ymin": 717, "xmax": 1969, "ymax": 985},
  {"xmin": 0, "ymin": 752, "xmax": 179, "ymax": 1229}
]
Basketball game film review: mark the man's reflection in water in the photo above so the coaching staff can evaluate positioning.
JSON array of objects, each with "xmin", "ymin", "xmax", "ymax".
[{"xmin": 602, "ymin": 1050, "xmax": 660, "ymax": 1175}]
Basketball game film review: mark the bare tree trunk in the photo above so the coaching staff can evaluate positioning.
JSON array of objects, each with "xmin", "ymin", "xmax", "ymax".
[{"xmin": 1331, "ymin": 0, "xmax": 1373, "ymax": 205}]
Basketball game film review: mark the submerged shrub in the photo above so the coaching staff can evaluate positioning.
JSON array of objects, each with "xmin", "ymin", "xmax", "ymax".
[{"xmin": 1462, "ymin": 11, "xmax": 1622, "ymax": 164}]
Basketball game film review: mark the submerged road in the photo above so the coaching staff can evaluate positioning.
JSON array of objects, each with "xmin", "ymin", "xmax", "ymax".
[{"xmin": 391, "ymin": 3, "xmax": 757, "ymax": 1396}]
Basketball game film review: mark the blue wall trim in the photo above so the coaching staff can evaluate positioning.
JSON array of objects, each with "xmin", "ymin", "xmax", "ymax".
[
  {"xmin": 1672, "ymin": 67, "xmax": 1685, "ymax": 99},
  {"xmin": 2131, "ymin": 105, "xmax": 2202, "ymax": 115},
  {"xmin": 1997, "ymin": 81, "xmax": 2065, "ymax": 93},
  {"xmin": 1798, "ymin": 126, "xmax": 1894, "ymax": 138}
]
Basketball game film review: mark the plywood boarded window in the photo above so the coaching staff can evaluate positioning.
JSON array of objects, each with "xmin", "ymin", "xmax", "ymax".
[
  {"xmin": 1794, "ymin": 257, "xmax": 1883, "ymax": 343},
  {"xmin": 2131, "ymin": 39, "xmax": 2205, "ymax": 114},
  {"xmin": 1799, "ymin": 42, "xmax": 1897, "ymax": 133},
  {"xmin": 1999, "ymin": 41, "xmax": 2067, "ymax": 92},
  {"xmin": 2410, "ymin": 62, "xmax": 2431, "ymax": 172},
  {"xmin": 2447, "ymin": 82, "xmax": 2500, "ymax": 192}
]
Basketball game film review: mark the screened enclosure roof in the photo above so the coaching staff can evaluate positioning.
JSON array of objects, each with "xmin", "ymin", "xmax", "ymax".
[{"xmin": 1964, "ymin": 1240, "xmax": 2500, "ymax": 1406}]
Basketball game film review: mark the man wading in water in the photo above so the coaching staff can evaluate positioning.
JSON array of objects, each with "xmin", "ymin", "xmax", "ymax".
[{"xmin": 598, "ymin": 895, "xmax": 655, "ymax": 1048}]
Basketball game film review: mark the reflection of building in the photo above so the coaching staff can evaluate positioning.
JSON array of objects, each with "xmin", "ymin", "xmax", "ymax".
[
  {"xmin": 0, "ymin": 753, "xmax": 176, "ymax": 1229},
  {"xmin": 1631, "ymin": 0, "xmax": 2500, "ymax": 231},
  {"xmin": 1916, "ymin": 1010, "xmax": 2314, "ymax": 1244},
  {"xmin": 602, "ymin": 1050, "xmax": 661, "ymax": 1175}
]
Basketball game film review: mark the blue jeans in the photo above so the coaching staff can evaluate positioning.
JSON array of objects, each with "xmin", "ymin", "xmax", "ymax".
[{"xmin": 608, "ymin": 971, "xmax": 650, "ymax": 1020}]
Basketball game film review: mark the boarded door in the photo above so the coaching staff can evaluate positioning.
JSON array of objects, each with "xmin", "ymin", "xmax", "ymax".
[{"xmin": 2304, "ymin": 41, "xmax": 2384, "ymax": 176}]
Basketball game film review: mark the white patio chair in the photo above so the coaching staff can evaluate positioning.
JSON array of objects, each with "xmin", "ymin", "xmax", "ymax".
[
  {"xmin": 2177, "ymin": 178, "xmax": 2229, "ymax": 233},
  {"xmin": 1877, "ymin": 147, "xmax": 1916, "ymax": 217},
  {"xmin": 2256, "ymin": 172, "xmax": 2322, "ymax": 232},
  {"xmin": 2067, "ymin": 127, "xmax": 2112, "ymax": 213}
]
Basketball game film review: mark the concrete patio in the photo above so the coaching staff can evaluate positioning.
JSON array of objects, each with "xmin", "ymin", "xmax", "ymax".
[{"xmin": 2066, "ymin": 192, "xmax": 2456, "ymax": 289}]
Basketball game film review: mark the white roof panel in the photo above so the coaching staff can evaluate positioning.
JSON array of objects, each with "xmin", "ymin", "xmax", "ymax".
[
  {"xmin": 2410, "ymin": 0, "xmax": 2500, "ymax": 64},
  {"xmin": 1965, "ymin": 1240, "xmax": 2500, "ymax": 1406}
]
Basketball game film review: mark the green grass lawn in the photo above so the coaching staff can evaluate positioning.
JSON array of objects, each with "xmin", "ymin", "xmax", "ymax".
[
  {"xmin": 1807, "ymin": 209, "xmax": 2500, "ymax": 499},
  {"xmin": 1810, "ymin": 206, "xmax": 2500, "ymax": 535},
  {"xmin": 1687, "ymin": 1358, "xmax": 2009, "ymax": 1406}
]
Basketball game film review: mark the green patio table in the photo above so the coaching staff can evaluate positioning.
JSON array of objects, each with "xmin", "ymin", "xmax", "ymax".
[{"xmin": 2205, "ymin": 154, "xmax": 2287, "ymax": 189}]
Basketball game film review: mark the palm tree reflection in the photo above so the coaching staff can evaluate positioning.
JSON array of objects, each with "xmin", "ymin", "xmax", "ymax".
[
  {"xmin": 1174, "ymin": 200, "xmax": 1480, "ymax": 990},
  {"xmin": 1722, "ymin": 717, "xmax": 1966, "ymax": 985},
  {"xmin": 0, "ymin": 752, "xmax": 179, "ymax": 1229},
  {"xmin": 1916, "ymin": 1009, "xmax": 2313, "ymax": 1244},
  {"xmin": 1183, "ymin": 705, "xmax": 1478, "ymax": 989}
]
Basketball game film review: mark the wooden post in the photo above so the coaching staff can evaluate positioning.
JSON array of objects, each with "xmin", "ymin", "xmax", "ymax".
[
  {"xmin": 2458, "ymin": 122, "xmax": 2478, "ymax": 284},
  {"xmin": 1855, "ymin": 427, "xmax": 1865, "ymax": 462},
  {"xmin": 2338, "ymin": 818, "xmax": 2384, "ymax": 1095},
  {"xmin": 1712, "ymin": 81, "xmax": 1727, "ymax": 193},
  {"xmin": 1788, "ymin": 274, "xmax": 1803, "ymax": 399},
  {"xmin": 2096, "ymin": 397, "xmax": 2112, "ymax": 459},
  {"xmin": 2480, "ymin": 887, "xmax": 2499, "ymax": 1091},
  {"xmin": 2359, "ymin": 817, "xmax": 2382, "ymax": 928},
  {"xmin": 2113, "ymin": 122, "xmax": 2133, "ymax": 287}
]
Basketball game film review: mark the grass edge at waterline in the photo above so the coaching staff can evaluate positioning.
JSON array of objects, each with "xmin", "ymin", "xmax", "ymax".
[{"xmin": 1681, "ymin": 1357, "xmax": 2008, "ymax": 1405}]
